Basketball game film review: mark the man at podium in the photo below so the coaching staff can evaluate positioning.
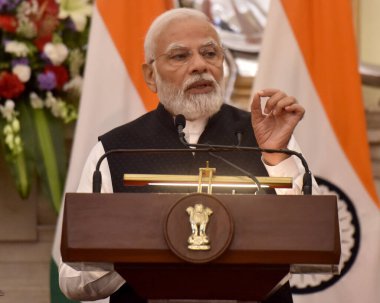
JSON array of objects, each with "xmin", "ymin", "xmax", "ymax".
[{"xmin": 59, "ymin": 7, "xmax": 318, "ymax": 303}]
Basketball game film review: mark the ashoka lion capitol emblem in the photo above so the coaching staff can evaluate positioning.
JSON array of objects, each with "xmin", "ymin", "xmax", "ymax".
[{"xmin": 186, "ymin": 203, "xmax": 213, "ymax": 250}]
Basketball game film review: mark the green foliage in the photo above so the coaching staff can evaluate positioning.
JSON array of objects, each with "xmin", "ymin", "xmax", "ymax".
[{"xmin": 0, "ymin": 0, "xmax": 93, "ymax": 212}]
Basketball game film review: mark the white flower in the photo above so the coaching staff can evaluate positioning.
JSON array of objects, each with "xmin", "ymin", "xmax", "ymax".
[
  {"xmin": 30, "ymin": 93, "xmax": 44, "ymax": 109},
  {"xmin": 68, "ymin": 49, "xmax": 85, "ymax": 76},
  {"xmin": 17, "ymin": 0, "xmax": 39, "ymax": 16},
  {"xmin": 51, "ymin": 100, "xmax": 66, "ymax": 118},
  {"xmin": 58, "ymin": 0, "xmax": 92, "ymax": 32},
  {"xmin": 3, "ymin": 125, "xmax": 13, "ymax": 136},
  {"xmin": 45, "ymin": 92, "xmax": 58, "ymax": 109},
  {"xmin": 5, "ymin": 41, "xmax": 30, "ymax": 57},
  {"xmin": 14, "ymin": 135, "xmax": 21, "ymax": 146},
  {"xmin": 12, "ymin": 119, "xmax": 20, "ymax": 132},
  {"xmin": 5, "ymin": 133, "xmax": 14, "ymax": 149},
  {"xmin": 12, "ymin": 64, "xmax": 32, "ymax": 83},
  {"xmin": 2, "ymin": 118, "xmax": 23, "ymax": 155},
  {"xmin": 63, "ymin": 75, "xmax": 83, "ymax": 92},
  {"xmin": 0, "ymin": 100, "xmax": 16, "ymax": 121},
  {"xmin": 16, "ymin": 1, "xmax": 38, "ymax": 38},
  {"xmin": 0, "ymin": 100, "xmax": 22, "ymax": 154},
  {"xmin": 16, "ymin": 18, "xmax": 37, "ymax": 39},
  {"xmin": 43, "ymin": 43, "xmax": 69, "ymax": 66}
]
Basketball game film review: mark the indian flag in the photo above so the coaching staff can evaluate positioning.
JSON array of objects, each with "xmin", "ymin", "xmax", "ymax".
[
  {"xmin": 50, "ymin": 1, "xmax": 172, "ymax": 302},
  {"xmin": 253, "ymin": 0, "xmax": 380, "ymax": 302}
]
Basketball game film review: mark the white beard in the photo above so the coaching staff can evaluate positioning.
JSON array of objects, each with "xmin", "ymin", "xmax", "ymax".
[{"xmin": 156, "ymin": 73, "xmax": 224, "ymax": 121}]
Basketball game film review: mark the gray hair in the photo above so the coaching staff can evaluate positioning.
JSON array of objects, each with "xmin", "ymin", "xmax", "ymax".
[{"xmin": 144, "ymin": 8, "xmax": 218, "ymax": 63}]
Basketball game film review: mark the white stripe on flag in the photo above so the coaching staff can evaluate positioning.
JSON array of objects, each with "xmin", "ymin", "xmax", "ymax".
[
  {"xmin": 51, "ymin": 4, "xmax": 146, "ymax": 303},
  {"xmin": 254, "ymin": 1, "xmax": 380, "ymax": 302}
]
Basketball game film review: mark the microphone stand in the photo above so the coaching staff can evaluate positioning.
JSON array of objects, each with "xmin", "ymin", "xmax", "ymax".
[
  {"xmin": 177, "ymin": 130, "xmax": 264, "ymax": 193},
  {"xmin": 92, "ymin": 145, "xmax": 313, "ymax": 195}
]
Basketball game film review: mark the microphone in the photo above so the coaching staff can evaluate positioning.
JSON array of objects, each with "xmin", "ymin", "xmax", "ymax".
[
  {"xmin": 235, "ymin": 131, "xmax": 243, "ymax": 146},
  {"xmin": 174, "ymin": 114, "xmax": 188, "ymax": 145},
  {"xmin": 234, "ymin": 121, "xmax": 246, "ymax": 146},
  {"xmin": 174, "ymin": 115, "xmax": 313, "ymax": 195}
]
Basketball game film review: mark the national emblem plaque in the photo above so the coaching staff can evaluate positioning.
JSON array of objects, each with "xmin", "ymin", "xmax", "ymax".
[{"xmin": 164, "ymin": 193, "xmax": 234, "ymax": 263}]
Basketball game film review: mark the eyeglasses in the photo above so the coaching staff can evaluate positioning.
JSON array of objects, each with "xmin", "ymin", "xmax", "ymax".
[{"xmin": 150, "ymin": 43, "xmax": 225, "ymax": 68}]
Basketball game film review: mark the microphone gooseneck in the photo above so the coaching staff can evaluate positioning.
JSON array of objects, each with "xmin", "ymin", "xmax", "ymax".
[
  {"xmin": 174, "ymin": 115, "xmax": 313, "ymax": 195},
  {"xmin": 174, "ymin": 115, "xmax": 263, "ymax": 193},
  {"xmin": 92, "ymin": 115, "xmax": 313, "ymax": 195},
  {"xmin": 207, "ymin": 151, "xmax": 264, "ymax": 194}
]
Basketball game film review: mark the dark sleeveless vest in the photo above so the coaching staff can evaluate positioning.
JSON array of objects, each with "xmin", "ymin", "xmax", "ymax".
[
  {"xmin": 99, "ymin": 103, "xmax": 272, "ymax": 194},
  {"xmin": 99, "ymin": 103, "xmax": 291, "ymax": 303}
]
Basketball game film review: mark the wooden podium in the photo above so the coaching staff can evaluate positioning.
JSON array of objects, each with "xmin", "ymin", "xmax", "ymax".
[{"xmin": 61, "ymin": 193, "xmax": 340, "ymax": 301}]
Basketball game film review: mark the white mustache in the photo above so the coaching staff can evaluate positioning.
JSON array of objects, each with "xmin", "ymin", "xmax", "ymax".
[{"xmin": 182, "ymin": 74, "xmax": 217, "ymax": 91}]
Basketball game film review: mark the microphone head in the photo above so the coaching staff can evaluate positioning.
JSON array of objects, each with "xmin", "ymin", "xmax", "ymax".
[
  {"xmin": 233, "ymin": 120, "xmax": 246, "ymax": 135},
  {"xmin": 234, "ymin": 121, "xmax": 246, "ymax": 145},
  {"xmin": 175, "ymin": 114, "xmax": 186, "ymax": 129}
]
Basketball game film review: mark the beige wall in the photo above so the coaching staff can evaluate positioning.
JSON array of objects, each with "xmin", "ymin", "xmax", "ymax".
[
  {"xmin": 359, "ymin": 0, "xmax": 380, "ymax": 65},
  {"xmin": 356, "ymin": 0, "xmax": 380, "ymax": 197}
]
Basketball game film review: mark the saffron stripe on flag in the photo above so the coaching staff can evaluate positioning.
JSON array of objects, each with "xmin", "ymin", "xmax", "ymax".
[
  {"xmin": 280, "ymin": 0, "xmax": 379, "ymax": 205},
  {"xmin": 97, "ymin": 0, "xmax": 172, "ymax": 111}
]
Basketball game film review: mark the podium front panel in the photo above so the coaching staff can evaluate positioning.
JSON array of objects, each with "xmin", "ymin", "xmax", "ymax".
[{"xmin": 62, "ymin": 193, "xmax": 340, "ymax": 266}]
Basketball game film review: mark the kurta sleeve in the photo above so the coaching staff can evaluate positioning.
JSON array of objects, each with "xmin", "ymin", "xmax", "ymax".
[{"xmin": 59, "ymin": 142, "xmax": 126, "ymax": 300}]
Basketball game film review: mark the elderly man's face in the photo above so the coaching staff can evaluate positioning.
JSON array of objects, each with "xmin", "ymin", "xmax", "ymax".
[{"xmin": 145, "ymin": 17, "xmax": 225, "ymax": 120}]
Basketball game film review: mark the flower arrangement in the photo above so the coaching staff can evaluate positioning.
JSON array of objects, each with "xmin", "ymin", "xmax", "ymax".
[{"xmin": 0, "ymin": 0, "xmax": 92, "ymax": 212}]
